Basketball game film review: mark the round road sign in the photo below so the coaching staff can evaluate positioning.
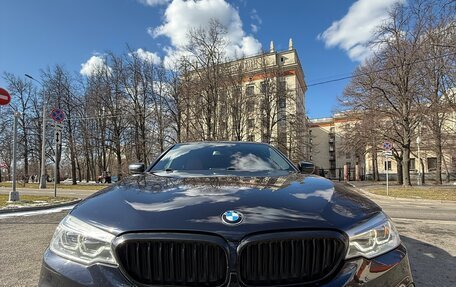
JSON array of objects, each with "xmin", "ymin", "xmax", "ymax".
[
  {"xmin": 383, "ymin": 141, "xmax": 393, "ymax": 150},
  {"xmin": 0, "ymin": 88, "xmax": 11, "ymax": 106},
  {"xmin": 50, "ymin": 108, "xmax": 65, "ymax": 123}
]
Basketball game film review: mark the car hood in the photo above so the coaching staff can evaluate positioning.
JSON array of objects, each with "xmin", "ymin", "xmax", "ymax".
[{"xmin": 70, "ymin": 173, "xmax": 381, "ymax": 241}]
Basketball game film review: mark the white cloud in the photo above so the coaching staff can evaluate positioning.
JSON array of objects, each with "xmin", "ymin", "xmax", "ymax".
[
  {"xmin": 240, "ymin": 36, "xmax": 262, "ymax": 56},
  {"xmin": 139, "ymin": 0, "xmax": 170, "ymax": 7},
  {"xmin": 150, "ymin": 0, "xmax": 262, "ymax": 67},
  {"xmin": 80, "ymin": 55, "xmax": 111, "ymax": 77},
  {"xmin": 250, "ymin": 9, "xmax": 262, "ymax": 25},
  {"xmin": 251, "ymin": 24, "xmax": 258, "ymax": 33},
  {"xmin": 131, "ymin": 48, "xmax": 162, "ymax": 65},
  {"xmin": 318, "ymin": 0, "xmax": 404, "ymax": 61}
]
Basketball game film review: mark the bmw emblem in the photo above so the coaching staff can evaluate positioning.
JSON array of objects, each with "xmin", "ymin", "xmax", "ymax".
[{"xmin": 222, "ymin": 210, "xmax": 243, "ymax": 225}]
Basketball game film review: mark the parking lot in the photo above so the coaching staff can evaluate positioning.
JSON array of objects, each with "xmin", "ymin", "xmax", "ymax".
[{"xmin": 0, "ymin": 195, "xmax": 455, "ymax": 286}]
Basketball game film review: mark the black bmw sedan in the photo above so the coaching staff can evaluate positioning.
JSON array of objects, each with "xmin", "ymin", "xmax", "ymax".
[{"xmin": 39, "ymin": 142, "xmax": 414, "ymax": 287}]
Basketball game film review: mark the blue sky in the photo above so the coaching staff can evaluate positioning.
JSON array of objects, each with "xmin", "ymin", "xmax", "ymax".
[{"xmin": 0, "ymin": 0, "xmax": 402, "ymax": 118}]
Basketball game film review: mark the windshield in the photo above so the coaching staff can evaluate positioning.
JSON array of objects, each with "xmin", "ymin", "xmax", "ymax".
[{"xmin": 150, "ymin": 143, "xmax": 296, "ymax": 173}]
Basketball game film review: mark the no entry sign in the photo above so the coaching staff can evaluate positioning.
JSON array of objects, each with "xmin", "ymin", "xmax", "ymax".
[
  {"xmin": 50, "ymin": 108, "xmax": 65, "ymax": 123},
  {"xmin": 0, "ymin": 88, "xmax": 11, "ymax": 106}
]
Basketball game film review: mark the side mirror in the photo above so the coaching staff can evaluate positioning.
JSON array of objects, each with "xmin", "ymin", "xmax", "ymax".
[
  {"xmin": 129, "ymin": 163, "xmax": 145, "ymax": 174},
  {"xmin": 297, "ymin": 161, "xmax": 315, "ymax": 174}
]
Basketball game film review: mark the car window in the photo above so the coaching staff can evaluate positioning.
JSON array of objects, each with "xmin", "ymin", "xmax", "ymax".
[{"xmin": 151, "ymin": 143, "xmax": 295, "ymax": 172}]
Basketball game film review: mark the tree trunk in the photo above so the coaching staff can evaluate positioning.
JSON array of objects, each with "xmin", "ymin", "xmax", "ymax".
[
  {"xmin": 435, "ymin": 134, "xmax": 442, "ymax": 184},
  {"xmin": 402, "ymin": 145, "xmax": 411, "ymax": 187},
  {"xmin": 396, "ymin": 160, "xmax": 403, "ymax": 185}
]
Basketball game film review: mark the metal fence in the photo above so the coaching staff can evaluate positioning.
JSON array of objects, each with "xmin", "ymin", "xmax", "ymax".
[{"xmin": 318, "ymin": 167, "xmax": 366, "ymax": 181}]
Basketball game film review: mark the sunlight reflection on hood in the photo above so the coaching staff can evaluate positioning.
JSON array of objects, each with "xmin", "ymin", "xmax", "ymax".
[
  {"xmin": 292, "ymin": 188, "xmax": 334, "ymax": 201},
  {"xmin": 125, "ymin": 186, "xmax": 248, "ymax": 212}
]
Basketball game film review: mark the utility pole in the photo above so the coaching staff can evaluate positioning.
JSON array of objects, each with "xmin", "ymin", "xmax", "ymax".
[
  {"xmin": 9, "ymin": 112, "xmax": 20, "ymax": 202},
  {"xmin": 416, "ymin": 122, "xmax": 422, "ymax": 186}
]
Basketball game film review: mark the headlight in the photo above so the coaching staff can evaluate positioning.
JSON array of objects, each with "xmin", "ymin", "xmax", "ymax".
[
  {"xmin": 50, "ymin": 215, "xmax": 117, "ymax": 266},
  {"xmin": 345, "ymin": 212, "xmax": 401, "ymax": 259}
]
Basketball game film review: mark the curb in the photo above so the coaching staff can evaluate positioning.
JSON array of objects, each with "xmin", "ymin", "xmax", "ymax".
[
  {"xmin": 345, "ymin": 182, "xmax": 455, "ymax": 203},
  {"xmin": 0, "ymin": 199, "xmax": 81, "ymax": 214}
]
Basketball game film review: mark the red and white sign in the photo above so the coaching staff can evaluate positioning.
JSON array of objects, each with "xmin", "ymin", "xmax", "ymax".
[
  {"xmin": 0, "ymin": 162, "xmax": 8, "ymax": 169},
  {"xmin": 0, "ymin": 88, "xmax": 11, "ymax": 106},
  {"xmin": 50, "ymin": 108, "xmax": 65, "ymax": 123}
]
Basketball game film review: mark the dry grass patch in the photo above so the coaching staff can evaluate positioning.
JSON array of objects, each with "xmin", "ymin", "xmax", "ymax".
[
  {"xmin": 0, "ymin": 182, "xmax": 107, "ymax": 191},
  {"xmin": 0, "ymin": 194, "xmax": 77, "ymax": 208},
  {"xmin": 363, "ymin": 185, "xmax": 456, "ymax": 201}
]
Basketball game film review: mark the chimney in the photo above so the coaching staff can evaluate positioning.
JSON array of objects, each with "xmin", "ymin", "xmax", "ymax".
[
  {"xmin": 270, "ymin": 40, "xmax": 275, "ymax": 53},
  {"xmin": 289, "ymin": 38, "xmax": 293, "ymax": 50}
]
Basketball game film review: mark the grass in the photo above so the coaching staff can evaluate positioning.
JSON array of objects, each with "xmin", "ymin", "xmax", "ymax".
[
  {"xmin": 0, "ymin": 194, "xmax": 77, "ymax": 208},
  {"xmin": 0, "ymin": 182, "xmax": 107, "ymax": 191},
  {"xmin": 363, "ymin": 185, "xmax": 456, "ymax": 201}
]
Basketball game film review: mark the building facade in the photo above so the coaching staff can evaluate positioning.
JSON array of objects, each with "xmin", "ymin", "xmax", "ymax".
[
  {"xmin": 310, "ymin": 112, "xmax": 456, "ymax": 181},
  {"xmin": 183, "ymin": 39, "xmax": 310, "ymax": 162}
]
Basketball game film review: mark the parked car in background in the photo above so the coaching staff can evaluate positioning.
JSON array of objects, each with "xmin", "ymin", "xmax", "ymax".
[{"xmin": 97, "ymin": 171, "xmax": 111, "ymax": 183}]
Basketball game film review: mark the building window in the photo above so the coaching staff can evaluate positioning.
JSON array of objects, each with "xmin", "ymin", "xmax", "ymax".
[
  {"xmin": 260, "ymin": 81, "xmax": 267, "ymax": 93},
  {"xmin": 409, "ymin": 158, "xmax": 416, "ymax": 171},
  {"xmin": 278, "ymin": 81, "xmax": 286, "ymax": 92},
  {"xmin": 427, "ymin": 157, "xmax": 437, "ymax": 171},
  {"xmin": 278, "ymin": 97, "xmax": 286, "ymax": 109},
  {"xmin": 246, "ymin": 85, "xmax": 254, "ymax": 96},
  {"xmin": 384, "ymin": 161, "xmax": 392, "ymax": 171},
  {"xmin": 232, "ymin": 86, "xmax": 241, "ymax": 96},
  {"xmin": 247, "ymin": 119, "xmax": 255, "ymax": 129},
  {"xmin": 247, "ymin": 134, "xmax": 255, "ymax": 142},
  {"xmin": 246, "ymin": 99, "xmax": 255, "ymax": 112}
]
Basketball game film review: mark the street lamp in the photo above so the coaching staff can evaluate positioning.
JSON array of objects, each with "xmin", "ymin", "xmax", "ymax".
[
  {"xmin": 416, "ymin": 135, "xmax": 421, "ymax": 186},
  {"xmin": 25, "ymin": 74, "xmax": 47, "ymax": 189}
]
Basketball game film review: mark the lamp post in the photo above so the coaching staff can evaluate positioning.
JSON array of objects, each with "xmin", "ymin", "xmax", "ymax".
[
  {"xmin": 25, "ymin": 74, "xmax": 47, "ymax": 189},
  {"xmin": 416, "ymin": 135, "xmax": 421, "ymax": 186}
]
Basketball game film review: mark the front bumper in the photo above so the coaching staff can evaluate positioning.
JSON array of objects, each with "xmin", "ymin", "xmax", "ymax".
[{"xmin": 39, "ymin": 243, "xmax": 413, "ymax": 287}]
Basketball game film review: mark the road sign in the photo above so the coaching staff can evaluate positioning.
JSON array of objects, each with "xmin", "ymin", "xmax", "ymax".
[
  {"xmin": 50, "ymin": 108, "xmax": 65, "ymax": 123},
  {"xmin": 384, "ymin": 150, "xmax": 393, "ymax": 157},
  {"xmin": 0, "ymin": 88, "xmax": 11, "ymax": 106},
  {"xmin": 383, "ymin": 141, "xmax": 393, "ymax": 151},
  {"xmin": 54, "ymin": 130, "xmax": 62, "ymax": 144},
  {"xmin": 0, "ymin": 162, "xmax": 7, "ymax": 169}
]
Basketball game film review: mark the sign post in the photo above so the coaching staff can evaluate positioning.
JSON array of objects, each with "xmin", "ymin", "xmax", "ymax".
[
  {"xmin": 9, "ymin": 112, "xmax": 21, "ymax": 202},
  {"xmin": 51, "ymin": 109, "xmax": 65, "ymax": 197},
  {"xmin": 383, "ymin": 141, "xmax": 393, "ymax": 196}
]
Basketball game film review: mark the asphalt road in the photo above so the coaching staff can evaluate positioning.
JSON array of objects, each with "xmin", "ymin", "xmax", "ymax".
[{"xmin": 0, "ymin": 189, "xmax": 455, "ymax": 286}]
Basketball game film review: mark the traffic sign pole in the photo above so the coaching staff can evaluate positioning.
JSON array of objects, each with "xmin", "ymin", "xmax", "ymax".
[
  {"xmin": 54, "ymin": 126, "xmax": 62, "ymax": 197},
  {"xmin": 9, "ymin": 112, "xmax": 20, "ymax": 202},
  {"xmin": 383, "ymin": 141, "xmax": 392, "ymax": 196}
]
